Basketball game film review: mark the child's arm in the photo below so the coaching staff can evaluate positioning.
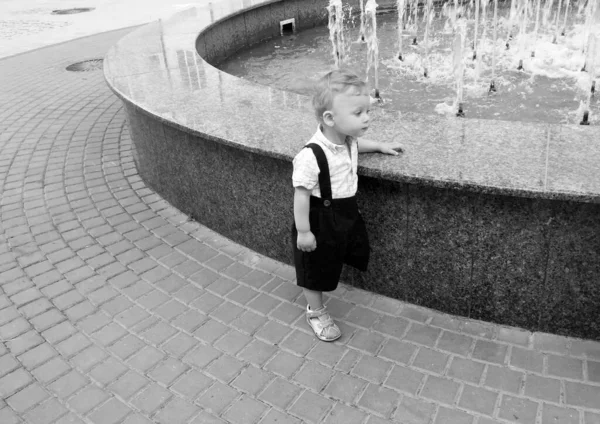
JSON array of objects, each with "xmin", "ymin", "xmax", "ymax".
[
  {"xmin": 358, "ymin": 138, "xmax": 403, "ymax": 155},
  {"xmin": 294, "ymin": 186, "xmax": 316, "ymax": 252}
]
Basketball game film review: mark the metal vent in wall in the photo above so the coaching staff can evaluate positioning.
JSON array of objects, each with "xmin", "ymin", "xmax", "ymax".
[
  {"xmin": 66, "ymin": 59, "xmax": 104, "ymax": 72},
  {"xmin": 280, "ymin": 18, "xmax": 296, "ymax": 36}
]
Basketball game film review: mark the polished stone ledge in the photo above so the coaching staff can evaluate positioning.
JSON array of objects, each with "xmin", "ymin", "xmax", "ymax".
[
  {"xmin": 103, "ymin": 0, "xmax": 600, "ymax": 339},
  {"xmin": 103, "ymin": 0, "xmax": 600, "ymax": 204}
]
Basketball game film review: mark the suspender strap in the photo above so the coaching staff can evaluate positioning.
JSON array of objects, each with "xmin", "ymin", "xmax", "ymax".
[{"xmin": 304, "ymin": 143, "xmax": 332, "ymax": 202}]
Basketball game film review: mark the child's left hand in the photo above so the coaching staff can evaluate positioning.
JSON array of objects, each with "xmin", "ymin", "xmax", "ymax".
[{"xmin": 379, "ymin": 141, "xmax": 404, "ymax": 156}]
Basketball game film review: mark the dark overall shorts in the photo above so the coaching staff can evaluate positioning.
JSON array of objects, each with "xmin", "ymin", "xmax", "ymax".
[{"xmin": 292, "ymin": 143, "xmax": 370, "ymax": 292}]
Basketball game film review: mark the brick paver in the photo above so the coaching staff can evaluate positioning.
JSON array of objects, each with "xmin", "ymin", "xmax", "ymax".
[{"xmin": 1, "ymin": 27, "xmax": 600, "ymax": 424}]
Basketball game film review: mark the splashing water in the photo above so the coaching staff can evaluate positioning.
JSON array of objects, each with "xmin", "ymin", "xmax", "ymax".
[
  {"xmin": 542, "ymin": 0, "xmax": 552, "ymax": 30},
  {"xmin": 328, "ymin": 0, "xmax": 345, "ymax": 67},
  {"xmin": 397, "ymin": 0, "xmax": 406, "ymax": 60},
  {"xmin": 582, "ymin": 0, "xmax": 600, "ymax": 55},
  {"xmin": 410, "ymin": 0, "xmax": 419, "ymax": 45},
  {"xmin": 506, "ymin": 0, "xmax": 518, "ymax": 47},
  {"xmin": 473, "ymin": 0, "xmax": 480, "ymax": 60},
  {"xmin": 364, "ymin": 0, "xmax": 380, "ymax": 97},
  {"xmin": 531, "ymin": 0, "xmax": 542, "ymax": 57},
  {"xmin": 423, "ymin": 0, "xmax": 434, "ymax": 77},
  {"xmin": 580, "ymin": 33, "xmax": 598, "ymax": 124},
  {"xmin": 475, "ymin": 0, "xmax": 489, "ymax": 81},
  {"xmin": 552, "ymin": 0, "xmax": 564, "ymax": 43},
  {"xmin": 220, "ymin": 0, "xmax": 600, "ymax": 124},
  {"xmin": 490, "ymin": 0, "xmax": 499, "ymax": 90},
  {"xmin": 562, "ymin": 0, "xmax": 571, "ymax": 35},
  {"xmin": 455, "ymin": 20, "xmax": 467, "ymax": 115},
  {"xmin": 359, "ymin": 0, "xmax": 366, "ymax": 41}
]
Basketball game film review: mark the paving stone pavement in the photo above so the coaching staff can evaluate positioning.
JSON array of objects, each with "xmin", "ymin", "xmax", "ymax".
[{"xmin": 1, "ymin": 28, "xmax": 600, "ymax": 424}]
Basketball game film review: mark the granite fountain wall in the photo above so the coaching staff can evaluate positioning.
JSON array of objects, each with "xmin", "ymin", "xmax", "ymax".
[{"xmin": 105, "ymin": 0, "xmax": 600, "ymax": 340}]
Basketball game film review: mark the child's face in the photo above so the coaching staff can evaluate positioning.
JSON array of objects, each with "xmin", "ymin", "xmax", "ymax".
[{"xmin": 327, "ymin": 88, "xmax": 371, "ymax": 138}]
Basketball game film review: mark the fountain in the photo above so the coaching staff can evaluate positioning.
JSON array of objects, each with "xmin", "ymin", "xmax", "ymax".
[
  {"xmin": 505, "ymin": 0, "xmax": 517, "ymax": 49},
  {"xmin": 552, "ymin": 0, "xmax": 563, "ymax": 43},
  {"xmin": 105, "ymin": 0, "xmax": 600, "ymax": 340},
  {"xmin": 489, "ymin": 0, "xmax": 499, "ymax": 90},
  {"xmin": 582, "ymin": 0, "xmax": 599, "ymax": 70},
  {"xmin": 359, "ymin": 0, "xmax": 367, "ymax": 41},
  {"xmin": 474, "ymin": 0, "xmax": 488, "ymax": 80},
  {"xmin": 396, "ymin": 0, "xmax": 406, "ymax": 60},
  {"xmin": 561, "ymin": 0, "xmax": 571, "ymax": 36},
  {"xmin": 364, "ymin": 0, "xmax": 381, "ymax": 97},
  {"xmin": 473, "ymin": 0, "xmax": 480, "ymax": 60},
  {"xmin": 422, "ymin": 0, "xmax": 434, "ymax": 77},
  {"xmin": 328, "ymin": 0, "xmax": 346, "ymax": 67},
  {"xmin": 220, "ymin": 0, "xmax": 600, "ymax": 125},
  {"xmin": 454, "ymin": 29, "xmax": 467, "ymax": 115},
  {"xmin": 581, "ymin": 33, "xmax": 598, "ymax": 124},
  {"xmin": 411, "ymin": 0, "xmax": 419, "ymax": 44},
  {"xmin": 531, "ymin": 0, "xmax": 542, "ymax": 57}
]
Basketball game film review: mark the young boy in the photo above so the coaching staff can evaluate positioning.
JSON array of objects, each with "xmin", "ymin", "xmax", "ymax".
[{"xmin": 292, "ymin": 69, "xmax": 403, "ymax": 341}]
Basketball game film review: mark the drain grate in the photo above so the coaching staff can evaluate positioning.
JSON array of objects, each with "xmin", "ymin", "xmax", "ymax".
[
  {"xmin": 51, "ymin": 8, "xmax": 95, "ymax": 15},
  {"xmin": 66, "ymin": 59, "xmax": 104, "ymax": 72}
]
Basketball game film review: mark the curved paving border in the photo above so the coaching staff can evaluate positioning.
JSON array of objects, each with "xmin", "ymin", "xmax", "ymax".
[{"xmin": 1, "ymin": 29, "xmax": 600, "ymax": 424}]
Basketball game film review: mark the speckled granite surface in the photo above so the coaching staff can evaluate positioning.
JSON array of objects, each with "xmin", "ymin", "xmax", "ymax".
[
  {"xmin": 104, "ymin": 0, "xmax": 600, "ymax": 338},
  {"xmin": 343, "ymin": 182, "xmax": 600, "ymax": 338}
]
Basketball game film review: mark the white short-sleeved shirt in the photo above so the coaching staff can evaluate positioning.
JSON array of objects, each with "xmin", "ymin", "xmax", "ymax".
[{"xmin": 292, "ymin": 126, "xmax": 359, "ymax": 199}]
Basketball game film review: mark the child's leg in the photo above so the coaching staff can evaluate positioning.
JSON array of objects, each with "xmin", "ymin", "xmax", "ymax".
[
  {"xmin": 303, "ymin": 288, "xmax": 323, "ymax": 310},
  {"xmin": 304, "ymin": 288, "xmax": 341, "ymax": 342}
]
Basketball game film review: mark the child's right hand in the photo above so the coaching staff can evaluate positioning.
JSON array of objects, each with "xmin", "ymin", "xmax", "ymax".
[{"xmin": 297, "ymin": 231, "xmax": 317, "ymax": 252}]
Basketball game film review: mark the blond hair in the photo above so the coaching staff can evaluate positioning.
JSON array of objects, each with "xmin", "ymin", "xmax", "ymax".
[{"xmin": 312, "ymin": 69, "xmax": 367, "ymax": 121}]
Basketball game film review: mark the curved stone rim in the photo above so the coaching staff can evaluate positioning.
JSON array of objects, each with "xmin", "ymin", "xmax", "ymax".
[{"xmin": 103, "ymin": 0, "xmax": 600, "ymax": 205}]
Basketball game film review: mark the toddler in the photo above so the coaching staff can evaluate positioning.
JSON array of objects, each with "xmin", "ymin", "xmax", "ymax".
[{"xmin": 292, "ymin": 69, "xmax": 403, "ymax": 341}]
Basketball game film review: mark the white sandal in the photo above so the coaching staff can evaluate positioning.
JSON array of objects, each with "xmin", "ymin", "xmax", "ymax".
[{"xmin": 306, "ymin": 305, "xmax": 341, "ymax": 342}]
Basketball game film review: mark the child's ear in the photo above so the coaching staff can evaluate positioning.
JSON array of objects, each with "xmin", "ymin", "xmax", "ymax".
[{"xmin": 322, "ymin": 110, "xmax": 335, "ymax": 127}]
